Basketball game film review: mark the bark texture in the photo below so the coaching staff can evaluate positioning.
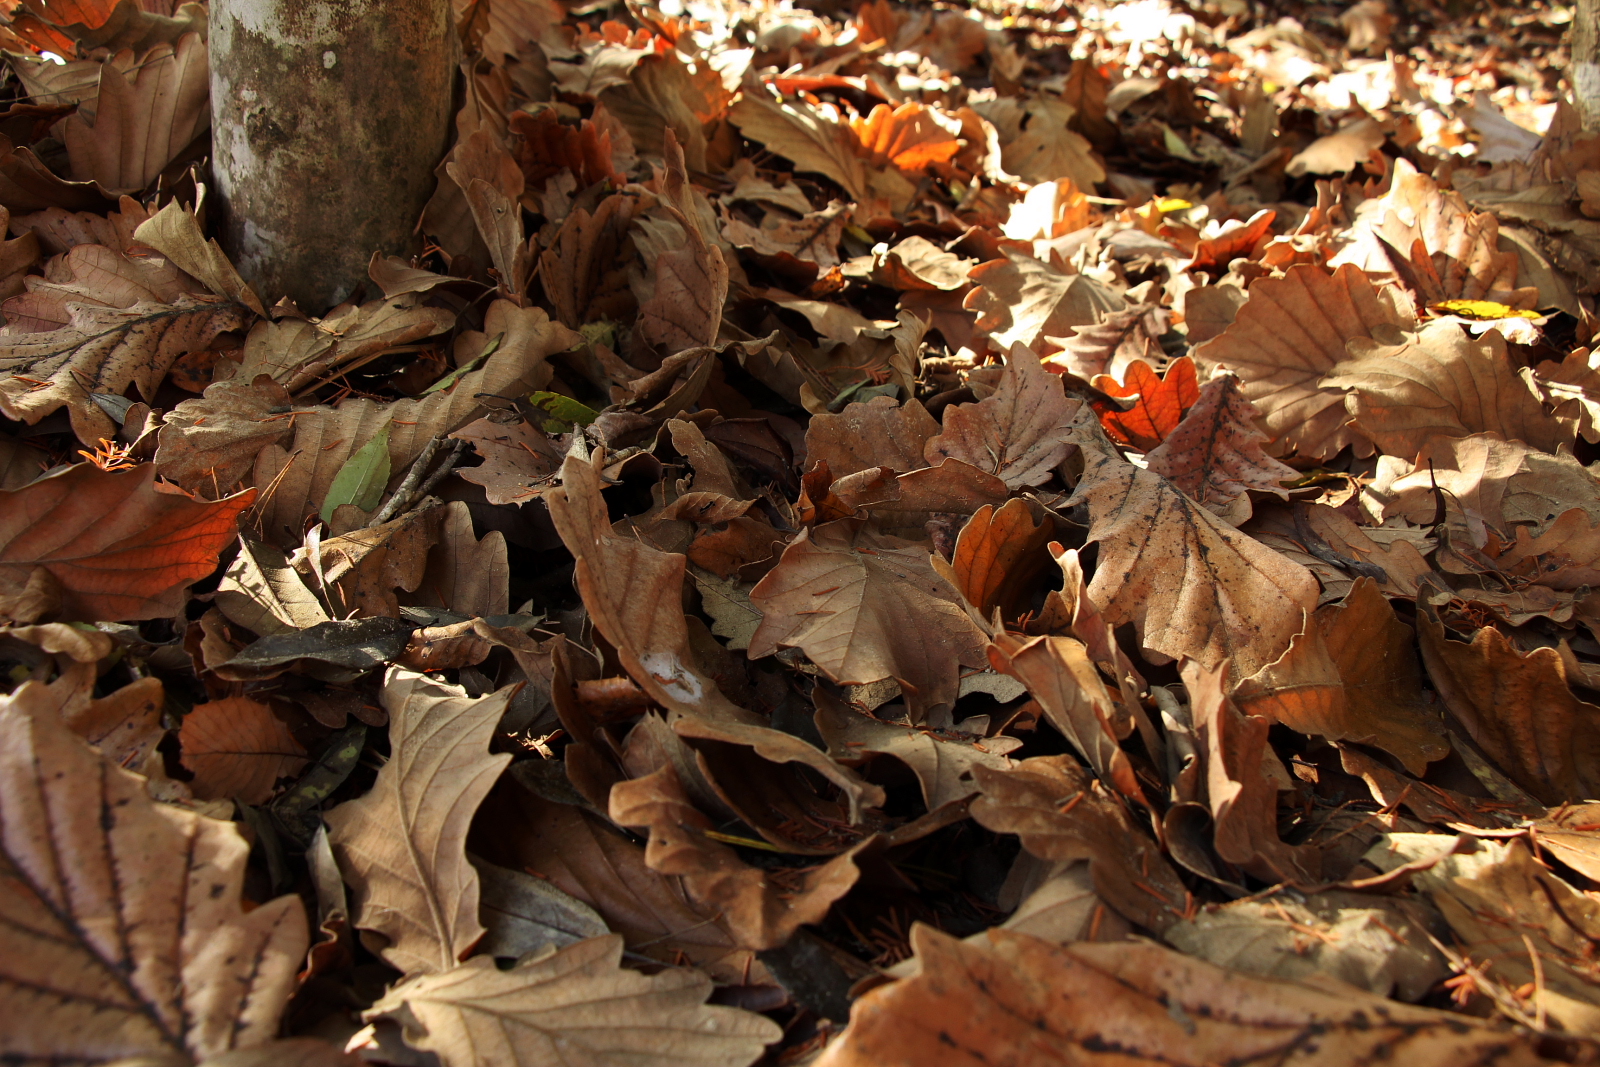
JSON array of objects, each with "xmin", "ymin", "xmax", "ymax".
[
  {"xmin": 1577, "ymin": 0, "xmax": 1600, "ymax": 130},
  {"xmin": 209, "ymin": 0, "xmax": 454, "ymax": 311}
]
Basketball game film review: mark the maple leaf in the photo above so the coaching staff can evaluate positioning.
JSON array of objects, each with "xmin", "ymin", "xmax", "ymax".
[
  {"xmin": 964, "ymin": 249, "xmax": 1124, "ymax": 353},
  {"xmin": 325, "ymin": 669, "xmax": 513, "ymax": 976},
  {"xmin": 0, "ymin": 462, "xmax": 253, "ymax": 623},
  {"xmin": 1067, "ymin": 411, "xmax": 1318, "ymax": 679},
  {"xmin": 0, "ymin": 682, "xmax": 308, "ymax": 1063}
]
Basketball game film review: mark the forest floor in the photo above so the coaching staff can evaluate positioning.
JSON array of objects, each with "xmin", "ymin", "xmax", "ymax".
[{"xmin": 4, "ymin": 0, "xmax": 1600, "ymax": 1064}]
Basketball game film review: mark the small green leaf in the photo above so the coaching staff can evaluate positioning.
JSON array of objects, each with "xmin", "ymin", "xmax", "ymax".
[
  {"xmin": 320, "ymin": 422, "xmax": 392, "ymax": 522},
  {"xmin": 528, "ymin": 391, "xmax": 600, "ymax": 427},
  {"xmin": 421, "ymin": 333, "xmax": 503, "ymax": 395}
]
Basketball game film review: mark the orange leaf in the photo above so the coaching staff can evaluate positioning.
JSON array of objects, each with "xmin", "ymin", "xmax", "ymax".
[
  {"xmin": 0, "ymin": 462, "xmax": 255, "ymax": 622},
  {"xmin": 180, "ymin": 697, "xmax": 308, "ymax": 804},
  {"xmin": 849, "ymin": 102, "xmax": 962, "ymax": 173},
  {"xmin": 1091, "ymin": 356, "xmax": 1199, "ymax": 452}
]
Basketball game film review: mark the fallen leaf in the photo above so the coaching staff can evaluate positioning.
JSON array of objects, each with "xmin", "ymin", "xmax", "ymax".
[
  {"xmin": 0, "ymin": 462, "xmax": 253, "ymax": 623},
  {"xmin": 1144, "ymin": 373, "xmax": 1296, "ymax": 525},
  {"xmin": 365, "ymin": 934, "xmax": 780, "ymax": 1067},
  {"xmin": 749, "ymin": 519, "xmax": 987, "ymax": 723},
  {"xmin": 1285, "ymin": 117, "xmax": 1386, "ymax": 176},
  {"xmin": 470, "ymin": 854, "xmax": 609, "ymax": 960},
  {"xmin": 179, "ymin": 696, "xmax": 308, "ymax": 804},
  {"xmin": 944, "ymin": 497, "xmax": 1054, "ymax": 620},
  {"xmin": 964, "ymin": 250, "xmax": 1124, "ymax": 353},
  {"xmin": 1091, "ymin": 356, "xmax": 1199, "ymax": 452},
  {"xmin": 0, "ymin": 680, "xmax": 308, "ymax": 1063},
  {"xmin": 994, "ymin": 95, "xmax": 1105, "ymax": 190},
  {"xmin": 926, "ymin": 342, "xmax": 1083, "ymax": 488},
  {"xmin": 637, "ymin": 131, "xmax": 729, "ymax": 352},
  {"xmin": 816, "ymin": 926, "xmax": 1544, "ymax": 1067},
  {"xmin": 1068, "ymin": 411, "xmax": 1318, "ymax": 678},
  {"xmin": 325, "ymin": 669, "xmax": 513, "ymax": 976},
  {"xmin": 155, "ymin": 375, "xmax": 294, "ymax": 496},
  {"xmin": 213, "ymin": 535, "xmax": 331, "ymax": 637}
]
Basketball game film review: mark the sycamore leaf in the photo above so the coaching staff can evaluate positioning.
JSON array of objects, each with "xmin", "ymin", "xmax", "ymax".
[
  {"xmin": 1192, "ymin": 264, "xmax": 1415, "ymax": 460},
  {"xmin": 995, "ymin": 95, "xmax": 1105, "ymax": 190},
  {"xmin": 925, "ymin": 342, "xmax": 1083, "ymax": 488},
  {"xmin": 1091, "ymin": 356, "xmax": 1199, "ymax": 452},
  {"xmin": 1067, "ymin": 411, "xmax": 1317, "ymax": 679},
  {"xmin": 0, "ymin": 295, "xmax": 252, "ymax": 443},
  {"xmin": 609, "ymin": 763, "xmax": 872, "ymax": 950},
  {"xmin": 728, "ymin": 92, "xmax": 868, "ymax": 202},
  {"xmin": 325, "ymin": 669, "xmax": 513, "ymax": 976},
  {"xmin": 1144, "ymin": 374, "xmax": 1297, "ymax": 525},
  {"xmin": 0, "ymin": 681, "xmax": 308, "ymax": 1064},
  {"xmin": 748, "ymin": 519, "xmax": 987, "ymax": 723},
  {"xmin": 814, "ymin": 927, "xmax": 1545, "ymax": 1067},
  {"xmin": 849, "ymin": 102, "xmax": 963, "ymax": 173},
  {"xmin": 365, "ymin": 934, "xmax": 780, "ymax": 1067},
  {"xmin": 945, "ymin": 497, "xmax": 1054, "ymax": 620},
  {"xmin": 178, "ymin": 697, "xmax": 308, "ymax": 804},
  {"xmin": 1325, "ymin": 320, "xmax": 1566, "ymax": 457},
  {"xmin": 964, "ymin": 249, "xmax": 1124, "ymax": 353},
  {"xmin": 0, "ymin": 462, "xmax": 253, "ymax": 623},
  {"xmin": 804, "ymin": 395, "xmax": 939, "ymax": 478}
]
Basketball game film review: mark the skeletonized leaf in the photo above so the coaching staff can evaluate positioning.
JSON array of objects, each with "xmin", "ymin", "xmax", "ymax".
[
  {"xmin": 0, "ymin": 681, "xmax": 308, "ymax": 1064},
  {"xmin": 325, "ymin": 669, "xmax": 513, "ymax": 976},
  {"xmin": 365, "ymin": 934, "xmax": 780, "ymax": 1067}
]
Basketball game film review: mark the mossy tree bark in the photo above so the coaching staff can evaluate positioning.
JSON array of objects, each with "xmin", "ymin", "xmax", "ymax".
[{"xmin": 209, "ymin": 0, "xmax": 454, "ymax": 312}]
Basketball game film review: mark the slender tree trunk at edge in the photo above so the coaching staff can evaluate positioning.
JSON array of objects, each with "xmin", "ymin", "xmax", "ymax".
[
  {"xmin": 208, "ymin": 0, "xmax": 454, "ymax": 312},
  {"xmin": 1575, "ymin": 0, "xmax": 1600, "ymax": 129}
]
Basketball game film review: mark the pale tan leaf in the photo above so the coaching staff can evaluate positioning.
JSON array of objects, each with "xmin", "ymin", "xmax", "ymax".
[
  {"xmin": 1325, "ymin": 320, "xmax": 1565, "ymax": 457},
  {"xmin": 1144, "ymin": 374, "xmax": 1297, "ymax": 525},
  {"xmin": 155, "ymin": 375, "xmax": 294, "ymax": 495},
  {"xmin": 815, "ymin": 926, "xmax": 1544, "ymax": 1067},
  {"xmin": 721, "ymin": 200, "xmax": 848, "ymax": 269},
  {"xmin": 133, "ymin": 199, "xmax": 266, "ymax": 316},
  {"xmin": 964, "ymin": 249, "xmax": 1124, "ymax": 353},
  {"xmin": 213, "ymin": 536, "xmax": 331, "ymax": 636},
  {"xmin": 995, "ymin": 95, "xmax": 1105, "ymax": 190},
  {"xmin": 0, "ymin": 681, "xmax": 308, "ymax": 1064},
  {"xmin": 637, "ymin": 132, "xmax": 729, "ymax": 352},
  {"xmin": 0, "ymin": 296, "xmax": 252, "ymax": 443},
  {"xmin": 229, "ymin": 294, "xmax": 456, "ymax": 393},
  {"xmin": 61, "ymin": 33, "xmax": 210, "ymax": 195},
  {"xmin": 325, "ymin": 669, "xmax": 513, "ymax": 976},
  {"xmin": 179, "ymin": 696, "xmax": 308, "ymax": 804},
  {"xmin": 412, "ymin": 501, "xmax": 509, "ymax": 618},
  {"xmin": 748, "ymin": 519, "xmax": 987, "ymax": 723},
  {"xmin": 803, "ymin": 395, "xmax": 939, "ymax": 478},
  {"xmin": 1191, "ymin": 264, "xmax": 1415, "ymax": 460},
  {"xmin": 1068, "ymin": 411, "xmax": 1318, "ymax": 678},
  {"xmin": 1373, "ymin": 432, "xmax": 1600, "ymax": 528},
  {"xmin": 365, "ymin": 934, "xmax": 779, "ymax": 1067},
  {"xmin": 926, "ymin": 342, "xmax": 1084, "ymax": 488},
  {"xmin": 1531, "ymin": 346, "xmax": 1600, "ymax": 443},
  {"xmin": 1285, "ymin": 117, "xmax": 1386, "ymax": 176},
  {"xmin": 728, "ymin": 92, "xmax": 868, "ymax": 202}
]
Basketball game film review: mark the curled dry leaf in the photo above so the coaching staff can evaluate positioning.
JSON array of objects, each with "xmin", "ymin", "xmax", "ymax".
[
  {"xmin": 365, "ymin": 934, "xmax": 780, "ymax": 1067},
  {"xmin": 178, "ymin": 697, "xmax": 308, "ymax": 804},
  {"xmin": 229, "ymin": 294, "xmax": 455, "ymax": 391},
  {"xmin": 609, "ymin": 763, "xmax": 872, "ymax": 950},
  {"xmin": 1144, "ymin": 373, "xmax": 1297, "ymax": 525},
  {"xmin": 325, "ymin": 669, "xmax": 513, "ymax": 976},
  {"xmin": 1192, "ymin": 264, "xmax": 1415, "ymax": 460},
  {"xmin": 637, "ymin": 131, "xmax": 729, "ymax": 352},
  {"xmin": 970, "ymin": 755, "xmax": 1186, "ymax": 933},
  {"xmin": 1068, "ymin": 411, "xmax": 1318, "ymax": 679},
  {"xmin": 925, "ymin": 342, "xmax": 1083, "ymax": 488},
  {"xmin": 816, "ymin": 926, "xmax": 1543, "ymax": 1067},
  {"xmin": 0, "ymin": 462, "xmax": 254, "ymax": 623},
  {"xmin": 154, "ymin": 375, "xmax": 294, "ymax": 496},
  {"xmin": 945, "ymin": 497, "xmax": 1054, "ymax": 621},
  {"xmin": 749, "ymin": 519, "xmax": 987, "ymax": 724},
  {"xmin": 0, "ymin": 681, "xmax": 308, "ymax": 1064}
]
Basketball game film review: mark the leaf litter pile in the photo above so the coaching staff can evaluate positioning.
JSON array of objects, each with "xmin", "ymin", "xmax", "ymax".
[{"xmin": 12, "ymin": 0, "xmax": 1600, "ymax": 1063}]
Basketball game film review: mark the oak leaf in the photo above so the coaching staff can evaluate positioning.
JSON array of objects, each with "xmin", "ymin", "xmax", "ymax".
[
  {"xmin": 1144, "ymin": 373, "xmax": 1297, "ymax": 525},
  {"xmin": 1530, "ymin": 346, "xmax": 1600, "ymax": 443},
  {"xmin": 727, "ymin": 92, "xmax": 868, "ymax": 205},
  {"xmin": 178, "ymin": 697, "xmax": 308, "ymax": 804},
  {"xmin": 1192, "ymin": 263, "xmax": 1414, "ymax": 460},
  {"xmin": 0, "ymin": 681, "xmax": 308, "ymax": 1064},
  {"xmin": 227, "ymin": 294, "xmax": 456, "ymax": 393},
  {"xmin": 849, "ymin": 102, "xmax": 963, "ymax": 173},
  {"xmin": 748, "ymin": 519, "xmax": 987, "ymax": 724},
  {"xmin": 814, "ymin": 927, "xmax": 1543, "ymax": 1067},
  {"xmin": 325, "ymin": 669, "xmax": 513, "ymax": 976},
  {"xmin": 1068, "ymin": 412, "xmax": 1318, "ymax": 679},
  {"xmin": 925, "ymin": 342, "xmax": 1083, "ymax": 488},
  {"xmin": 365, "ymin": 934, "xmax": 780, "ymax": 1067},
  {"xmin": 0, "ymin": 462, "xmax": 254, "ymax": 623},
  {"xmin": 154, "ymin": 375, "xmax": 294, "ymax": 496}
]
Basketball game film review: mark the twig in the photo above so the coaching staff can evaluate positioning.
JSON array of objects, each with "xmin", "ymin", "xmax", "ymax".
[
  {"xmin": 369, "ymin": 436, "xmax": 443, "ymax": 526},
  {"xmin": 412, "ymin": 438, "xmax": 467, "ymax": 501}
]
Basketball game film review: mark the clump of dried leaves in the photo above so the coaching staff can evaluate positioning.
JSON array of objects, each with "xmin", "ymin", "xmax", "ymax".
[{"xmin": 5, "ymin": 0, "xmax": 1600, "ymax": 1063}]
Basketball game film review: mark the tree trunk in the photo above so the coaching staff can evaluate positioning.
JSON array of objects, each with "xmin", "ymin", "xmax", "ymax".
[
  {"xmin": 1576, "ymin": 0, "xmax": 1600, "ymax": 129},
  {"xmin": 209, "ymin": 0, "xmax": 454, "ymax": 312}
]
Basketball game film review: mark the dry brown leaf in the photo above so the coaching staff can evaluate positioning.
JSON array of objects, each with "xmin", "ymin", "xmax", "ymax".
[
  {"xmin": 133, "ymin": 198, "xmax": 265, "ymax": 317},
  {"xmin": 213, "ymin": 535, "xmax": 330, "ymax": 636},
  {"xmin": 228, "ymin": 295, "xmax": 456, "ymax": 392},
  {"xmin": 804, "ymin": 395, "xmax": 939, "ymax": 478},
  {"xmin": 970, "ymin": 756, "xmax": 1187, "ymax": 933},
  {"xmin": 964, "ymin": 250, "xmax": 1124, "ymax": 353},
  {"xmin": 728, "ymin": 92, "xmax": 868, "ymax": 203},
  {"xmin": 1325, "ymin": 320, "xmax": 1565, "ymax": 457},
  {"xmin": 926, "ymin": 342, "xmax": 1083, "ymax": 488},
  {"xmin": 0, "ymin": 295, "xmax": 253, "ymax": 443},
  {"xmin": 538, "ymin": 191, "xmax": 639, "ymax": 330},
  {"xmin": 1068, "ymin": 411, "xmax": 1318, "ymax": 679},
  {"xmin": 450, "ymin": 415, "xmax": 563, "ymax": 505},
  {"xmin": 1185, "ymin": 659, "xmax": 1321, "ymax": 884},
  {"xmin": 1192, "ymin": 264, "xmax": 1415, "ymax": 460},
  {"xmin": 748, "ymin": 519, "xmax": 987, "ymax": 724},
  {"xmin": 0, "ymin": 462, "xmax": 254, "ymax": 623},
  {"xmin": 1416, "ymin": 604, "xmax": 1600, "ymax": 804},
  {"xmin": 721, "ymin": 200, "xmax": 848, "ymax": 269},
  {"xmin": 155, "ymin": 375, "xmax": 294, "ymax": 495},
  {"xmin": 325, "ymin": 669, "xmax": 513, "ymax": 976},
  {"xmin": 814, "ymin": 688, "xmax": 1019, "ymax": 809},
  {"xmin": 1375, "ymin": 432, "xmax": 1600, "ymax": 529},
  {"xmin": 446, "ymin": 129, "xmax": 533, "ymax": 300},
  {"xmin": 0, "ymin": 681, "xmax": 308, "ymax": 1063},
  {"xmin": 993, "ymin": 95, "xmax": 1105, "ymax": 190},
  {"xmin": 1285, "ymin": 117, "xmax": 1386, "ymax": 176},
  {"xmin": 365, "ymin": 934, "xmax": 780, "ymax": 1067},
  {"xmin": 411, "ymin": 501, "xmax": 509, "ymax": 618},
  {"xmin": 30, "ymin": 666, "xmax": 165, "ymax": 775},
  {"xmin": 546, "ymin": 451, "xmax": 884, "ymax": 817},
  {"xmin": 609, "ymin": 763, "xmax": 872, "ymax": 950},
  {"xmin": 1530, "ymin": 347, "xmax": 1600, "ymax": 443},
  {"xmin": 1144, "ymin": 373, "xmax": 1297, "ymax": 525},
  {"xmin": 945, "ymin": 497, "xmax": 1054, "ymax": 620},
  {"xmin": 637, "ymin": 131, "xmax": 730, "ymax": 353},
  {"xmin": 179, "ymin": 696, "xmax": 308, "ymax": 804},
  {"xmin": 816, "ymin": 925, "xmax": 1544, "ymax": 1067},
  {"xmin": 61, "ymin": 33, "xmax": 209, "ymax": 195}
]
